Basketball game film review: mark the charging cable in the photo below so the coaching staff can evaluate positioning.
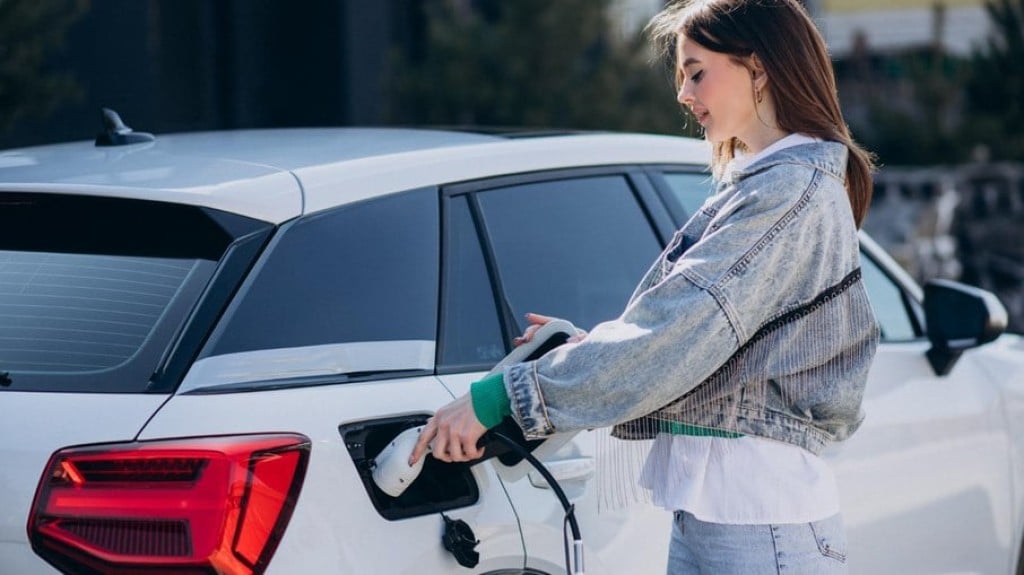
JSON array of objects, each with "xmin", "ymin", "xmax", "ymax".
[
  {"xmin": 371, "ymin": 319, "xmax": 587, "ymax": 573},
  {"xmin": 370, "ymin": 425, "xmax": 586, "ymax": 574},
  {"xmin": 484, "ymin": 431, "xmax": 584, "ymax": 575}
]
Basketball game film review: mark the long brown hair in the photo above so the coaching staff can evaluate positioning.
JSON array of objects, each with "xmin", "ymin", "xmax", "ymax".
[{"xmin": 648, "ymin": 0, "xmax": 875, "ymax": 228}]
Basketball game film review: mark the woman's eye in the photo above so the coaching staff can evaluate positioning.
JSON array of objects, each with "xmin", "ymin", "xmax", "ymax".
[{"xmin": 692, "ymin": 70, "xmax": 704, "ymax": 83}]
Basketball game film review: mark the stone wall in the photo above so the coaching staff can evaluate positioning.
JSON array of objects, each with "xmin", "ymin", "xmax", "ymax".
[{"xmin": 865, "ymin": 163, "xmax": 1024, "ymax": 331}]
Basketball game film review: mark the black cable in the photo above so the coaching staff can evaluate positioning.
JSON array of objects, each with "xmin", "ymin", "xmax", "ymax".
[
  {"xmin": 562, "ymin": 506, "xmax": 574, "ymax": 575},
  {"xmin": 485, "ymin": 430, "xmax": 582, "ymax": 575}
]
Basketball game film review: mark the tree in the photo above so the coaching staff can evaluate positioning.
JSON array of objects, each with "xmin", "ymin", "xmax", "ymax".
[
  {"xmin": 963, "ymin": 0, "xmax": 1024, "ymax": 160},
  {"xmin": 387, "ymin": 0, "xmax": 694, "ymax": 136},
  {"xmin": 0, "ymin": 0, "xmax": 88, "ymax": 132},
  {"xmin": 856, "ymin": 49, "xmax": 971, "ymax": 166}
]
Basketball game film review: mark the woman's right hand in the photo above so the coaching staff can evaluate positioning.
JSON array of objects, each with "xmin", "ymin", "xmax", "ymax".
[{"xmin": 513, "ymin": 312, "xmax": 586, "ymax": 347}]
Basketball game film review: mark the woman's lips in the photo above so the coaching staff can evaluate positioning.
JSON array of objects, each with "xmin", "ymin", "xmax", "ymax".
[{"xmin": 690, "ymin": 107, "xmax": 709, "ymax": 126}]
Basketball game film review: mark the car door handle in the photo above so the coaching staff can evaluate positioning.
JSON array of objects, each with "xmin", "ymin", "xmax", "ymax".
[{"xmin": 528, "ymin": 457, "xmax": 595, "ymax": 489}]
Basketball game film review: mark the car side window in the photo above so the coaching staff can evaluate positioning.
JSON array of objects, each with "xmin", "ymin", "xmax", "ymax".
[
  {"xmin": 860, "ymin": 252, "xmax": 918, "ymax": 341},
  {"xmin": 474, "ymin": 175, "xmax": 662, "ymax": 334},
  {"xmin": 661, "ymin": 171, "xmax": 714, "ymax": 217},
  {"xmin": 208, "ymin": 188, "xmax": 439, "ymax": 356},
  {"xmin": 439, "ymin": 196, "xmax": 506, "ymax": 370}
]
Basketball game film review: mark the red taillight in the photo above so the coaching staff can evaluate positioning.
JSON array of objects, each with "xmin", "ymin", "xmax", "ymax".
[{"xmin": 27, "ymin": 434, "xmax": 310, "ymax": 575}]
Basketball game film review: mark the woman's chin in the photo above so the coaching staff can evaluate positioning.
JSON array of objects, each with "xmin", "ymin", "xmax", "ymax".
[
  {"xmin": 704, "ymin": 130, "xmax": 740, "ymax": 146},
  {"xmin": 701, "ymin": 125, "xmax": 724, "ymax": 143}
]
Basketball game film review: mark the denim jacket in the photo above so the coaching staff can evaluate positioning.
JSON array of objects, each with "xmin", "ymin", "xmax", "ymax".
[{"xmin": 502, "ymin": 141, "xmax": 880, "ymax": 454}]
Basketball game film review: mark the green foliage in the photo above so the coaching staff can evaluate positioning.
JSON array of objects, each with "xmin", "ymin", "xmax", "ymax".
[
  {"xmin": 963, "ymin": 0, "xmax": 1024, "ymax": 160},
  {"xmin": 388, "ymin": 0, "xmax": 694, "ymax": 135},
  {"xmin": 0, "ymin": 0, "xmax": 88, "ymax": 131}
]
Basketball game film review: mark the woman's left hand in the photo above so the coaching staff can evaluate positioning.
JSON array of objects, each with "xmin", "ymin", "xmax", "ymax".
[{"xmin": 409, "ymin": 393, "xmax": 487, "ymax": 465}]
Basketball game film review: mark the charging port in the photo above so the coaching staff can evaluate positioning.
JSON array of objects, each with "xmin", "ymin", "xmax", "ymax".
[{"xmin": 340, "ymin": 415, "xmax": 479, "ymax": 520}]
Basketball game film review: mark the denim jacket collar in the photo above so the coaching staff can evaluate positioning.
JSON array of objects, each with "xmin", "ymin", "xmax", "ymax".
[{"xmin": 725, "ymin": 141, "xmax": 847, "ymax": 185}]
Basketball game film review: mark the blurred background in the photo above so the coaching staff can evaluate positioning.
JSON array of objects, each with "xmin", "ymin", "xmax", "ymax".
[{"xmin": 1, "ymin": 0, "xmax": 1021, "ymax": 328}]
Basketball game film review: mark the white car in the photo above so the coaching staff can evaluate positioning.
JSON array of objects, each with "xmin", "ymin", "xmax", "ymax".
[{"xmin": 0, "ymin": 117, "xmax": 1021, "ymax": 574}]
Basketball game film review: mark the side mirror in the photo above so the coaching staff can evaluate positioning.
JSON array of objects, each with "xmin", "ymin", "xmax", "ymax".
[{"xmin": 924, "ymin": 279, "xmax": 1008, "ymax": 376}]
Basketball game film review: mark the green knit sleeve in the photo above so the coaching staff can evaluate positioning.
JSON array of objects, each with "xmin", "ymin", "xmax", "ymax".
[{"xmin": 470, "ymin": 372, "xmax": 511, "ymax": 429}]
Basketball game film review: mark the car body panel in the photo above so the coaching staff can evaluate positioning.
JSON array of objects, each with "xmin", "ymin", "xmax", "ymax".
[
  {"xmin": 136, "ymin": 376, "xmax": 526, "ymax": 574},
  {"xmin": 437, "ymin": 372, "xmax": 673, "ymax": 575},
  {"xmin": 295, "ymin": 133, "xmax": 710, "ymax": 216},
  {"xmin": 0, "ymin": 130, "xmax": 710, "ymax": 225},
  {"xmin": 829, "ymin": 342, "xmax": 1015, "ymax": 573},
  {"xmin": 0, "ymin": 393, "xmax": 168, "ymax": 573},
  {"xmin": 505, "ymin": 430, "xmax": 672, "ymax": 575},
  {"xmin": 975, "ymin": 333, "xmax": 1024, "ymax": 568},
  {"xmin": 0, "ymin": 141, "xmax": 303, "ymax": 224}
]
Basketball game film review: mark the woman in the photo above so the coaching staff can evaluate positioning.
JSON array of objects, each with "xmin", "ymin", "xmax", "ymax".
[{"xmin": 411, "ymin": 0, "xmax": 880, "ymax": 572}]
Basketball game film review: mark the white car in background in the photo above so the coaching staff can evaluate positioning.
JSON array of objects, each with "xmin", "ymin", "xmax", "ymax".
[{"xmin": 0, "ymin": 115, "xmax": 1022, "ymax": 574}]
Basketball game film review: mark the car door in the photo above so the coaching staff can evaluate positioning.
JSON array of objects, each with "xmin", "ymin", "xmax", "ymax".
[
  {"xmin": 652, "ymin": 169, "xmax": 1015, "ymax": 574},
  {"xmin": 436, "ymin": 168, "xmax": 678, "ymax": 574},
  {"xmin": 137, "ymin": 188, "xmax": 527, "ymax": 574},
  {"xmin": 833, "ymin": 239, "xmax": 1014, "ymax": 574}
]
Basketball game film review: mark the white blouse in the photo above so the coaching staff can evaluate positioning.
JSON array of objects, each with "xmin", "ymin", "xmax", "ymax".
[{"xmin": 639, "ymin": 433, "xmax": 840, "ymax": 524}]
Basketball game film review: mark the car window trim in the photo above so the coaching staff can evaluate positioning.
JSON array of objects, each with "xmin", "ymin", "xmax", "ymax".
[
  {"xmin": 443, "ymin": 165, "xmax": 643, "ymax": 196},
  {"xmin": 149, "ymin": 225, "xmax": 276, "ymax": 393},
  {"xmin": 627, "ymin": 171, "xmax": 678, "ymax": 245},
  {"xmin": 858, "ymin": 235, "xmax": 927, "ymax": 340},
  {"xmin": 179, "ymin": 340, "xmax": 436, "ymax": 393},
  {"xmin": 469, "ymin": 192, "xmax": 517, "ymax": 353},
  {"xmin": 642, "ymin": 165, "xmax": 713, "ymax": 225}
]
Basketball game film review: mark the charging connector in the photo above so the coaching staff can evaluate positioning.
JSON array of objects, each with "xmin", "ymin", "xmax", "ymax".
[
  {"xmin": 369, "ymin": 318, "xmax": 586, "ymax": 574},
  {"xmin": 371, "ymin": 425, "xmax": 427, "ymax": 498}
]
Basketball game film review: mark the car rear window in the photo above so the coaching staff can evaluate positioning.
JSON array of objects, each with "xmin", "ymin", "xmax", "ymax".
[
  {"xmin": 0, "ymin": 193, "xmax": 268, "ymax": 392},
  {"xmin": 0, "ymin": 252, "xmax": 202, "ymax": 372}
]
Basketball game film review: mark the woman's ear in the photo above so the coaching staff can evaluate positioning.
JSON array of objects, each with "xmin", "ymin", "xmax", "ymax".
[{"xmin": 749, "ymin": 54, "xmax": 768, "ymax": 91}]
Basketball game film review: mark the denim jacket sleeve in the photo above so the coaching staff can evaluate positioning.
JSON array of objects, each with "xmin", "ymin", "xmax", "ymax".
[{"xmin": 503, "ymin": 159, "xmax": 857, "ymax": 438}]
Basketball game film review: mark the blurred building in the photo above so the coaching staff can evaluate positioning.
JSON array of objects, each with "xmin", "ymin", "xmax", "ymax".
[
  {"xmin": 0, "ymin": 0, "xmax": 406, "ymax": 149},
  {"xmin": 867, "ymin": 164, "xmax": 1024, "ymax": 330},
  {"xmin": 819, "ymin": 0, "xmax": 990, "ymax": 57},
  {"xmin": 612, "ymin": 0, "xmax": 992, "ymax": 55}
]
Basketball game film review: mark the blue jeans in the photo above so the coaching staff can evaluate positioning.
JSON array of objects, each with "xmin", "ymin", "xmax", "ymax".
[{"xmin": 667, "ymin": 511, "xmax": 849, "ymax": 574}]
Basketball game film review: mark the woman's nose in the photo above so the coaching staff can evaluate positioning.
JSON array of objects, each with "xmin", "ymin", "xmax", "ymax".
[{"xmin": 676, "ymin": 83, "xmax": 693, "ymax": 107}]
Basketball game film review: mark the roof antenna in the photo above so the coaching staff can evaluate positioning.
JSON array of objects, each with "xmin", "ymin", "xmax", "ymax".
[{"xmin": 95, "ymin": 108, "xmax": 155, "ymax": 147}]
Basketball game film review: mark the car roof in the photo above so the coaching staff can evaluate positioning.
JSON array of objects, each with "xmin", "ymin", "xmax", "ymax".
[{"xmin": 0, "ymin": 128, "xmax": 710, "ymax": 224}]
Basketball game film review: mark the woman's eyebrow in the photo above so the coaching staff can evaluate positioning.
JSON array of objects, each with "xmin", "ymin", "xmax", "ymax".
[{"xmin": 682, "ymin": 57, "xmax": 701, "ymax": 68}]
